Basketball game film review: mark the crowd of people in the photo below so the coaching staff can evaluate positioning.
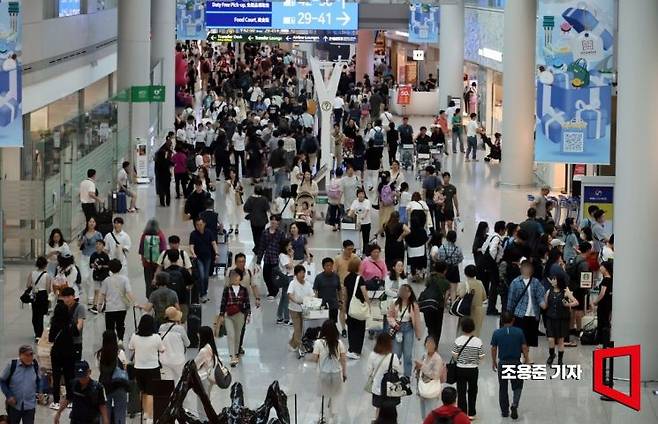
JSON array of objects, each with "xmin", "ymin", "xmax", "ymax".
[{"xmin": 1, "ymin": 40, "xmax": 615, "ymax": 424}]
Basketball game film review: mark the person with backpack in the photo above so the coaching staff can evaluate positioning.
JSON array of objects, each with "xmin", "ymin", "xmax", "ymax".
[
  {"xmin": 156, "ymin": 235, "xmax": 193, "ymax": 273},
  {"xmin": 422, "ymin": 386, "xmax": 471, "ymax": 424},
  {"xmin": 418, "ymin": 261, "xmax": 450, "ymax": 345},
  {"xmin": 138, "ymin": 273, "xmax": 179, "ymax": 328},
  {"xmin": 300, "ymin": 128, "xmax": 319, "ymax": 173},
  {"xmin": 138, "ymin": 219, "xmax": 167, "ymax": 298},
  {"xmin": 54, "ymin": 360, "xmax": 110, "ymax": 424},
  {"xmin": 367, "ymin": 120, "xmax": 386, "ymax": 148},
  {"xmin": 310, "ymin": 319, "xmax": 347, "ymax": 423},
  {"xmin": 565, "ymin": 241, "xmax": 594, "ymax": 346},
  {"xmin": 97, "ymin": 260, "xmax": 134, "ymax": 342},
  {"xmin": 437, "ymin": 231, "xmax": 464, "ymax": 304},
  {"xmin": 478, "ymin": 220, "xmax": 507, "ymax": 315},
  {"xmin": 158, "ymin": 306, "xmax": 190, "ymax": 384},
  {"xmin": 163, "ymin": 250, "xmax": 195, "ymax": 322},
  {"xmin": 377, "ymin": 172, "xmax": 397, "ymax": 236},
  {"xmin": 95, "ymin": 331, "xmax": 129, "ymax": 424},
  {"xmin": 506, "ymin": 260, "xmax": 546, "ymax": 362},
  {"xmin": 48, "ymin": 302, "xmax": 77, "ymax": 411},
  {"xmin": 365, "ymin": 139, "xmax": 383, "ymax": 193},
  {"xmin": 0, "ymin": 345, "xmax": 45, "ymax": 424}
]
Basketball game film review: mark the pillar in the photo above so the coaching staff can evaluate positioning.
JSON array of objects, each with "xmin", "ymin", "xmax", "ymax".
[
  {"xmin": 499, "ymin": 0, "xmax": 536, "ymax": 187},
  {"xmin": 355, "ymin": 30, "xmax": 374, "ymax": 83},
  {"xmin": 117, "ymin": 0, "xmax": 151, "ymax": 148},
  {"xmin": 151, "ymin": 0, "xmax": 176, "ymax": 135},
  {"xmin": 612, "ymin": 0, "xmax": 658, "ymax": 381},
  {"xmin": 438, "ymin": 0, "xmax": 464, "ymax": 110}
]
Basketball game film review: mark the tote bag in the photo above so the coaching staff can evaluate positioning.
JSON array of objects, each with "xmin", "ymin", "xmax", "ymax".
[{"xmin": 348, "ymin": 276, "xmax": 370, "ymax": 321}]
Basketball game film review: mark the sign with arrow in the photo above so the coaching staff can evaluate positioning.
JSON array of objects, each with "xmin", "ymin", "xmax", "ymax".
[
  {"xmin": 207, "ymin": 31, "xmax": 357, "ymax": 44},
  {"xmin": 205, "ymin": 0, "xmax": 358, "ymax": 31}
]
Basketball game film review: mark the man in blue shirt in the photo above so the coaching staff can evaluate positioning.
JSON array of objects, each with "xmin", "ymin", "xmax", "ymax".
[
  {"xmin": 506, "ymin": 260, "xmax": 545, "ymax": 362},
  {"xmin": 491, "ymin": 312, "xmax": 529, "ymax": 420},
  {"xmin": 0, "ymin": 345, "xmax": 44, "ymax": 424}
]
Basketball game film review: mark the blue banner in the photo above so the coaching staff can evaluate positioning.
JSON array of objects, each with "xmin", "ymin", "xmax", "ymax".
[
  {"xmin": 408, "ymin": 3, "xmax": 439, "ymax": 44},
  {"xmin": 206, "ymin": 0, "xmax": 358, "ymax": 31},
  {"xmin": 177, "ymin": 0, "xmax": 207, "ymax": 40},
  {"xmin": 0, "ymin": 0, "xmax": 22, "ymax": 148},
  {"xmin": 535, "ymin": 0, "xmax": 615, "ymax": 164}
]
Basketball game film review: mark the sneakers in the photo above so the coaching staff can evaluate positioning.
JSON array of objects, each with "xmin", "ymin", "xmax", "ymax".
[
  {"xmin": 48, "ymin": 402, "xmax": 60, "ymax": 410},
  {"xmin": 276, "ymin": 319, "xmax": 285, "ymax": 325},
  {"xmin": 510, "ymin": 406, "xmax": 518, "ymax": 420},
  {"xmin": 346, "ymin": 352, "xmax": 360, "ymax": 360},
  {"xmin": 285, "ymin": 320, "xmax": 293, "ymax": 326},
  {"xmin": 88, "ymin": 306, "xmax": 99, "ymax": 314}
]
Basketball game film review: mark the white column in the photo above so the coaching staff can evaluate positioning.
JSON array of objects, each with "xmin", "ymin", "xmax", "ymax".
[
  {"xmin": 499, "ymin": 0, "xmax": 536, "ymax": 187},
  {"xmin": 117, "ymin": 0, "xmax": 151, "ymax": 146},
  {"xmin": 612, "ymin": 0, "xmax": 658, "ymax": 381},
  {"xmin": 151, "ymin": 0, "xmax": 176, "ymax": 135},
  {"xmin": 438, "ymin": 0, "xmax": 464, "ymax": 110}
]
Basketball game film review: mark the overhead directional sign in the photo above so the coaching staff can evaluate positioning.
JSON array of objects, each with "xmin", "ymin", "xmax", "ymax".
[
  {"xmin": 205, "ymin": 0, "xmax": 358, "ymax": 31},
  {"xmin": 207, "ymin": 31, "xmax": 357, "ymax": 43}
]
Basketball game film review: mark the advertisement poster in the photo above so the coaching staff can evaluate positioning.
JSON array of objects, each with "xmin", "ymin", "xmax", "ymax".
[
  {"xmin": 582, "ymin": 184, "xmax": 614, "ymax": 233},
  {"xmin": 176, "ymin": 0, "xmax": 206, "ymax": 40},
  {"xmin": 409, "ymin": 3, "xmax": 439, "ymax": 44},
  {"xmin": 0, "ymin": 1, "xmax": 22, "ymax": 148},
  {"xmin": 397, "ymin": 85, "xmax": 412, "ymax": 105},
  {"xmin": 535, "ymin": 0, "xmax": 615, "ymax": 164},
  {"xmin": 59, "ymin": 0, "xmax": 81, "ymax": 17}
]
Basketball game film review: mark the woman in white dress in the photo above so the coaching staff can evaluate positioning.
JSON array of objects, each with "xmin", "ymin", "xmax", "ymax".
[
  {"xmin": 224, "ymin": 167, "xmax": 243, "ymax": 235},
  {"xmin": 310, "ymin": 319, "xmax": 347, "ymax": 422},
  {"xmin": 194, "ymin": 326, "xmax": 222, "ymax": 420}
]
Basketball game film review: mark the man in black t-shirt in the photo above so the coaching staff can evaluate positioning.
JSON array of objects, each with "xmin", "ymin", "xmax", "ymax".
[
  {"xmin": 55, "ymin": 361, "xmax": 109, "ymax": 424},
  {"xmin": 313, "ymin": 258, "xmax": 341, "ymax": 323},
  {"xmin": 189, "ymin": 218, "xmax": 219, "ymax": 303},
  {"xmin": 440, "ymin": 172, "xmax": 460, "ymax": 231}
]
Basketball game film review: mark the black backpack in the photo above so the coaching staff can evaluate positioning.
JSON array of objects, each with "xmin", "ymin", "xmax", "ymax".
[
  {"xmin": 187, "ymin": 155, "xmax": 198, "ymax": 173},
  {"xmin": 302, "ymin": 135, "xmax": 318, "ymax": 154},
  {"xmin": 5, "ymin": 359, "xmax": 39, "ymax": 389},
  {"xmin": 166, "ymin": 267, "xmax": 186, "ymax": 297}
]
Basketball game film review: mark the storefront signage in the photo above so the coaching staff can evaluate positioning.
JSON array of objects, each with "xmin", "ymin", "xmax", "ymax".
[
  {"xmin": 115, "ymin": 86, "xmax": 166, "ymax": 103},
  {"xmin": 397, "ymin": 85, "xmax": 412, "ymax": 105},
  {"xmin": 412, "ymin": 50, "xmax": 424, "ymax": 61},
  {"xmin": 205, "ymin": 0, "xmax": 358, "ymax": 31},
  {"xmin": 408, "ymin": 3, "xmax": 439, "ymax": 44},
  {"xmin": 0, "ymin": 0, "xmax": 22, "ymax": 148},
  {"xmin": 535, "ymin": 0, "xmax": 615, "ymax": 164},
  {"xmin": 582, "ymin": 184, "xmax": 614, "ymax": 231},
  {"xmin": 206, "ymin": 31, "xmax": 357, "ymax": 43},
  {"xmin": 177, "ymin": 0, "xmax": 207, "ymax": 40}
]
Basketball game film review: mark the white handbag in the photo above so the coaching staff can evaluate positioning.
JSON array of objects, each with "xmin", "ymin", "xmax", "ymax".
[
  {"xmin": 348, "ymin": 276, "xmax": 370, "ymax": 321},
  {"xmin": 417, "ymin": 373, "xmax": 442, "ymax": 399}
]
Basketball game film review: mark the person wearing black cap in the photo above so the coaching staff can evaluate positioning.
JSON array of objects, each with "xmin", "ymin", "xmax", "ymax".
[
  {"xmin": 0, "ymin": 345, "xmax": 45, "ymax": 424},
  {"xmin": 54, "ymin": 360, "xmax": 109, "ymax": 424},
  {"xmin": 61, "ymin": 287, "xmax": 86, "ymax": 362}
]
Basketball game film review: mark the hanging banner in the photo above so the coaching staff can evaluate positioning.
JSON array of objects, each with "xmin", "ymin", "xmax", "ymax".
[
  {"xmin": 0, "ymin": 1, "xmax": 22, "ymax": 148},
  {"xmin": 408, "ymin": 3, "xmax": 439, "ymax": 44},
  {"xmin": 534, "ymin": 0, "xmax": 615, "ymax": 164},
  {"xmin": 397, "ymin": 85, "xmax": 412, "ymax": 105},
  {"xmin": 176, "ymin": 0, "xmax": 206, "ymax": 40}
]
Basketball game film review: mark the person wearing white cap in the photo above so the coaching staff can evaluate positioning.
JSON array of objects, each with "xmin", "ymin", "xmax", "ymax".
[{"xmin": 158, "ymin": 306, "xmax": 190, "ymax": 384}]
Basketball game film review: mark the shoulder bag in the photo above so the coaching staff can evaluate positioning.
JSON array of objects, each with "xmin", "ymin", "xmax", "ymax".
[
  {"xmin": 449, "ymin": 280, "xmax": 474, "ymax": 317},
  {"xmin": 364, "ymin": 354, "xmax": 388, "ymax": 393},
  {"xmin": 348, "ymin": 276, "xmax": 370, "ymax": 321},
  {"xmin": 21, "ymin": 271, "xmax": 46, "ymax": 304},
  {"xmin": 446, "ymin": 335, "xmax": 474, "ymax": 384},
  {"xmin": 213, "ymin": 355, "xmax": 232, "ymax": 389},
  {"xmin": 417, "ymin": 355, "xmax": 443, "ymax": 399},
  {"xmin": 510, "ymin": 279, "xmax": 533, "ymax": 316},
  {"xmin": 380, "ymin": 352, "xmax": 412, "ymax": 406}
]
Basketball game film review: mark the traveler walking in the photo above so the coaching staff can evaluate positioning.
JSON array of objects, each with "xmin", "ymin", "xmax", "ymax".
[
  {"xmin": 418, "ymin": 261, "xmax": 450, "ymax": 345},
  {"xmin": 138, "ymin": 219, "xmax": 167, "ymax": 298},
  {"xmin": 104, "ymin": 217, "xmax": 131, "ymax": 277},
  {"xmin": 244, "ymin": 185, "xmax": 271, "ymax": 252},
  {"xmin": 26, "ymin": 257, "xmax": 50, "ymax": 341},
  {"xmin": 256, "ymin": 215, "xmax": 287, "ymax": 299},
  {"xmin": 422, "ymin": 387, "xmax": 470, "ymax": 424},
  {"xmin": 128, "ymin": 315, "xmax": 164, "ymax": 422},
  {"xmin": 80, "ymin": 169, "xmax": 102, "ymax": 222},
  {"xmin": 48, "ymin": 302, "xmax": 76, "ymax": 410},
  {"xmin": 310, "ymin": 319, "xmax": 347, "ymax": 423},
  {"xmin": 387, "ymin": 284, "xmax": 422, "ymax": 377},
  {"xmin": 288, "ymin": 265, "xmax": 315, "ymax": 356},
  {"xmin": 0, "ymin": 345, "xmax": 45, "ymax": 424},
  {"xmin": 218, "ymin": 270, "xmax": 251, "ymax": 366},
  {"xmin": 77, "ymin": 217, "xmax": 103, "ymax": 306},
  {"xmin": 415, "ymin": 336, "xmax": 446, "ymax": 419},
  {"xmin": 189, "ymin": 217, "xmax": 220, "ymax": 303},
  {"xmin": 345, "ymin": 258, "xmax": 368, "ymax": 359},
  {"xmin": 542, "ymin": 275, "xmax": 578, "ymax": 365},
  {"xmin": 366, "ymin": 333, "xmax": 402, "ymax": 420},
  {"xmin": 313, "ymin": 258, "xmax": 341, "ymax": 323},
  {"xmin": 95, "ymin": 331, "xmax": 128, "ymax": 424},
  {"xmin": 457, "ymin": 265, "xmax": 486, "ymax": 337},
  {"xmin": 451, "ymin": 318, "xmax": 484, "ymax": 420},
  {"xmin": 194, "ymin": 326, "xmax": 220, "ymax": 420},
  {"xmin": 54, "ymin": 360, "xmax": 110, "ymax": 424},
  {"xmin": 97, "ymin": 260, "xmax": 134, "ymax": 342},
  {"xmin": 158, "ymin": 307, "xmax": 189, "ymax": 383}
]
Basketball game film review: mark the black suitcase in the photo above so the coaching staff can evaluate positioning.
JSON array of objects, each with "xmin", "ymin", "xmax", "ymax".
[
  {"xmin": 107, "ymin": 193, "xmax": 117, "ymax": 213},
  {"xmin": 187, "ymin": 287, "xmax": 202, "ymax": 348}
]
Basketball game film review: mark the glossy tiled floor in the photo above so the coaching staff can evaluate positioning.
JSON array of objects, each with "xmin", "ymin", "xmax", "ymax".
[{"xmin": 1, "ymin": 116, "xmax": 657, "ymax": 423}]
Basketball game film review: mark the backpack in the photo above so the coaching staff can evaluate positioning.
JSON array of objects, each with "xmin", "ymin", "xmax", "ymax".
[
  {"xmin": 6, "ymin": 359, "xmax": 40, "ymax": 389},
  {"xmin": 380, "ymin": 184, "xmax": 395, "ymax": 206},
  {"xmin": 302, "ymin": 136, "xmax": 318, "ymax": 154},
  {"xmin": 166, "ymin": 267, "xmax": 186, "ymax": 297},
  {"xmin": 327, "ymin": 179, "xmax": 342, "ymax": 201},
  {"xmin": 143, "ymin": 235, "xmax": 161, "ymax": 263},
  {"xmin": 201, "ymin": 60, "xmax": 211, "ymax": 74},
  {"xmin": 372, "ymin": 129, "xmax": 384, "ymax": 147},
  {"xmin": 318, "ymin": 340, "xmax": 342, "ymax": 374},
  {"xmin": 565, "ymin": 256, "xmax": 583, "ymax": 289},
  {"xmin": 290, "ymin": 116, "xmax": 303, "ymax": 131},
  {"xmin": 187, "ymin": 155, "xmax": 198, "ymax": 173}
]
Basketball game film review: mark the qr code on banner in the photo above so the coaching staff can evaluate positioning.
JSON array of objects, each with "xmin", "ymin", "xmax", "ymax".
[{"xmin": 562, "ymin": 131, "xmax": 585, "ymax": 153}]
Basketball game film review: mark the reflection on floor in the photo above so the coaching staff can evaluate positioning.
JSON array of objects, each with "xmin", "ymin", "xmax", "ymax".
[{"xmin": 1, "ymin": 116, "xmax": 656, "ymax": 423}]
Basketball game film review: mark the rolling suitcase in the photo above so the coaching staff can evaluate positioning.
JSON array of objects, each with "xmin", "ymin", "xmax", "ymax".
[
  {"xmin": 116, "ymin": 190, "xmax": 128, "ymax": 213},
  {"xmin": 107, "ymin": 193, "xmax": 117, "ymax": 213},
  {"xmin": 187, "ymin": 287, "xmax": 202, "ymax": 348},
  {"xmin": 96, "ymin": 207, "xmax": 113, "ymax": 236}
]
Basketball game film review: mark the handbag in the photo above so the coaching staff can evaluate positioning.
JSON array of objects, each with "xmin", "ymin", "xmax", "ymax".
[
  {"xmin": 380, "ymin": 353, "xmax": 412, "ymax": 406},
  {"xmin": 21, "ymin": 272, "xmax": 47, "ymax": 304},
  {"xmin": 446, "ymin": 336, "xmax": 473, "ymax": 385},
  {"xmin": 417, "ymin": 371, "xmax": 442, "ymax": 399},
  {"xmin": 212, "ymin": 356, "xmax": 232, "ymax": 389},
  {"xmin": 449, "ymin": 280, "xmax": 474, "ymax": 317},
  {"xmin": 348, "ymin": 276, "xmax": 370, "ymax": 321},
  {"xmin": 111, "ymin": 364, "xmax": 130, "ymax": 388}
]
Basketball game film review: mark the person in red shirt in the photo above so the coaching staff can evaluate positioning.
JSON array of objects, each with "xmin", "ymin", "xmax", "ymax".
[{"xmin": 422, "ymin": 387, "xmax": 470, "ymax": 424}]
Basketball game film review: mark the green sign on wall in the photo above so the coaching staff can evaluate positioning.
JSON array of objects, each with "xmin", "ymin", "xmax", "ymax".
[{"xmin": 114, "ymin": 86, "xmax": 166, "ymax": 103}]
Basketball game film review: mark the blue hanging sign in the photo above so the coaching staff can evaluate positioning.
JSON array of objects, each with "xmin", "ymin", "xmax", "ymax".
[
  {"xmin": 205, "ymin": 0, "xmax": 358, "ymax": 31},
  {"xmin": 0, "ymin": 1, "xmax": 22, "ymax": 148},
  {"xmin": 408, "ymin": 3, "xmax": 439, "ymax": 44}
]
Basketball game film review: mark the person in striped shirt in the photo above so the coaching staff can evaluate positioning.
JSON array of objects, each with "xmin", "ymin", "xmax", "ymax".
[{"xmin": 451, "ymin": 317, "xmax": 485, "ymax": 420}]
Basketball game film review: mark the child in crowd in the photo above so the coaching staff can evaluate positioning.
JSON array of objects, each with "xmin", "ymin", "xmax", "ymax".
[{"xmin": 89, "ymin": 239, "xmax": 110, "ymax": 313}]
